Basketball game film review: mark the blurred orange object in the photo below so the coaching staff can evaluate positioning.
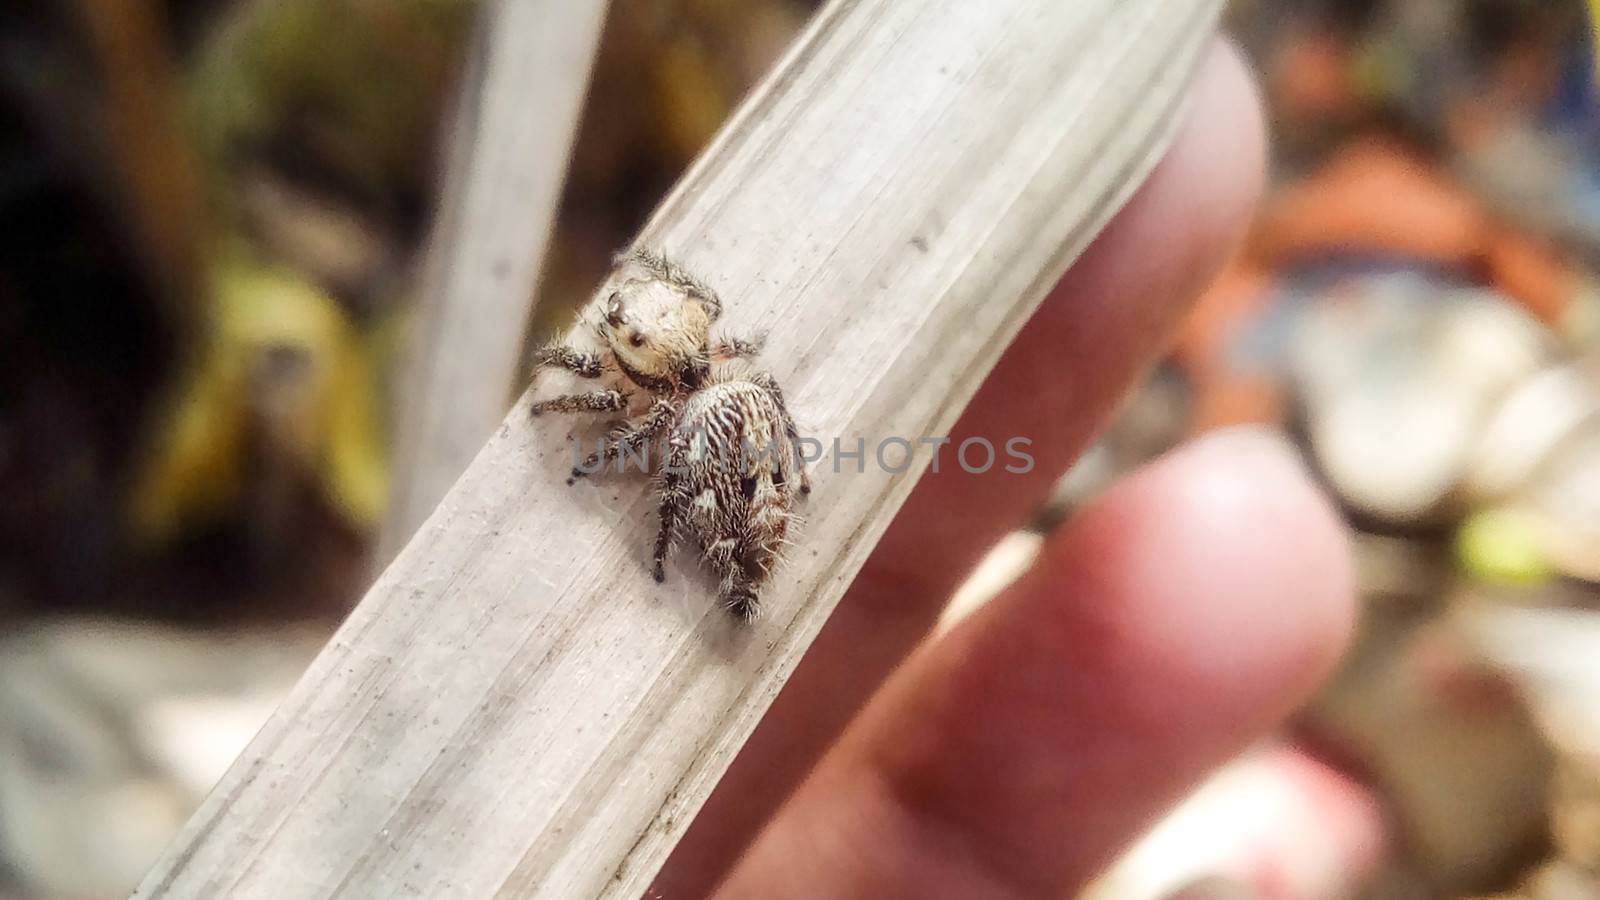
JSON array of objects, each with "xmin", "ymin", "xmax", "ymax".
[
  {"xmin": 1252, "ymin": 137, "xmax": 1574, "ymax": 323},
  {"xmin": 1483, "ymin": 224, "xmax": 1574, "ymax": 324},
  {"xmin": 1272, "ymin": 30, "xmax": 1362, "ymax": 126},
  {"xmin": 1174, "ymin": 134, "xmax": 1576, "ymax": 437},
  {"xmin": 1257, "ymin": 137, "xmax": 1489, "ymax": 266},
  {"xmin": 1173, "ymin": 258, "xmax": 1274, "ymax": 374},
  {"xmin": 1174, "ymin": 258, "xmax": 1284, "ymax": 432}
]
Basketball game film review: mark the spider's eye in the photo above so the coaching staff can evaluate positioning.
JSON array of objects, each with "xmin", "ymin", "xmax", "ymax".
[{"xmin": 628, "ymin": 333, "xmax": 646, "ymax": 348}]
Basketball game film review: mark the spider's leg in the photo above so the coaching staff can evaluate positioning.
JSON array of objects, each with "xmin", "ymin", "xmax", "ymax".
[
  {"xmin": 792, "ymin": 438, "xmax": 812, "ymax": 496},
  {"xmin": 569, "ymin": 420, "xmax": 645, "ymax": 483},
  {"xmin": 569, "ymin": 399, "xmax": 678, "ymax": 484},
  {"xmin": 528, "ymin": 344, "xmax": 612, "ymax": 417},
  {"xmin": 531, "ymin": 344, "xmax": 605, "ymax": 378},
  {"xmin": 530, "ymin": 389, "xmax": 627, "ymax": 418},
  {"xmin": 653, "ymin": 442, "xmax": 690, "ymax": 582},
  {"xmin": 710, "ymin": 332, "xmax": 766, "ymax": 361},
  {"xmin": 627, "ymin": 249, "xmax": 722, "ymax": 320}
]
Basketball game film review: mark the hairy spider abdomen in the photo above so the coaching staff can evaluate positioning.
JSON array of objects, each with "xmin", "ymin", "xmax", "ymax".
[{"xmin": 663, "ymin": 378, "xmax": 803, "ymax": 619}]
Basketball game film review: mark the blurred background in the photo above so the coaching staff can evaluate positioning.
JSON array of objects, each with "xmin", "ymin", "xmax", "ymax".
[{"xmin": 0, "ymin": 0, "xmax": 1596, "ymax": 897}]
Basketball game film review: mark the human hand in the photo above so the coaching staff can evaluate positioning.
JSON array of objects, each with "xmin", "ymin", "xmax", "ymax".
[{"xmin": 652, "ymin": 40, "xmax": 1357, "ymax": 900}]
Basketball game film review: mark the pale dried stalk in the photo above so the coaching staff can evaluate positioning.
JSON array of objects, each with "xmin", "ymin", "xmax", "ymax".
[
  {"xmin": 136, "ymin": 0, "xmax": 1222, "ymax": 896},
  {"xmin": 381, "ymin": 0, "xmax": 610, "ymax": 563}
]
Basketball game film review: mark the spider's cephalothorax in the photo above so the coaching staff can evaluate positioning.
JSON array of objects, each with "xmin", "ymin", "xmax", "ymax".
[{"xmin": 529, "ymin": 249, "xmax": 810, "ymax": 620}]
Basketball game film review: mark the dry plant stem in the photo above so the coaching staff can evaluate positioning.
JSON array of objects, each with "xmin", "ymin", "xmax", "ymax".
[
  {"xmin": 135, "ymin": 0, "xmax": 1223, "ymax": 896},
  {"xmin": 380, "ymin": 0, "xmax": 611, "ymax": 564}
]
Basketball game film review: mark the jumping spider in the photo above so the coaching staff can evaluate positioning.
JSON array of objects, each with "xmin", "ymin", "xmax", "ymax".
[{"xmin": 529, "ymin": 249, "xmax": 810, "ymax": 620}]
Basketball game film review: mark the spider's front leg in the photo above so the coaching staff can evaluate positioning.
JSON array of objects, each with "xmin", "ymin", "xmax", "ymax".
[
  {"xmin": 532, "ymin": 343, "xmax": 605, "ymax": 378},
  {"xmin": 652, "ymin": 467, "xmax": 689, "ymax": 583},
  {"xmin": 528, "ymin": 344, "xmax": 615, "ymax": 418},
  {"xmin": 530, "ymin": 389, "xmax": 629, "ymax": 418},
  {"xmin": 568, "ymin": 399, "xmax": 678, "ymax": 485},
  {"xmin": 710, "ymin": 332, "xmax": 765, "ymax": 362}
]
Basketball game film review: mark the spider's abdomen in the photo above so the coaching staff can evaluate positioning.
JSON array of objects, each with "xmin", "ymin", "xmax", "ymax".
[{"xmin": 668, "ymin": 379, "xmax": 801, "ymax": 570}]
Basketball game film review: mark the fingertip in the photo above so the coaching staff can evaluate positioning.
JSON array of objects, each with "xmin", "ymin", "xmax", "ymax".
[
  {"xmin": 838, "ymin": 427, "xmax": 1357, "ymax": 894},
  {"xmin": 1025, "ymin": 425, "xmax": 1356, "ymax": 740},
  {"xmin": 1196, "ymin": 38, "xmax": 1269, "ymax": 232},
  {"xmin": 1182, "ymin": 425, "xmax": 1357, "ymax": 676}
]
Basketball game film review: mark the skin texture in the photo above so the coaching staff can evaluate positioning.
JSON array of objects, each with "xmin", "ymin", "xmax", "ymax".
[{"xmin": 649, "ymin": 39, "xmax": 1358, "ymax": 899}]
